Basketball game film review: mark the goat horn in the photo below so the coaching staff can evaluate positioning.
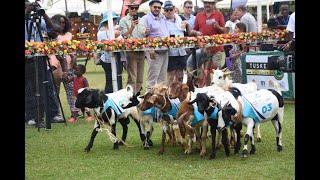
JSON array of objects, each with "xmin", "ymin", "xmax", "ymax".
[
  {"xmin": 223, "ymin": 71, "xmax": 234, "ymax": 77},
  {"xmin": 222, "ymin": 67, "xmax": 228, "ymax": 72}
]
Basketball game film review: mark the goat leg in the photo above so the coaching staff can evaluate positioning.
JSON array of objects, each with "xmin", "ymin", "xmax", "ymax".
[
  {"xmin": 111, "ymin": 124, "xmax": 119, "ymax": 150},
  {"xmin": 118, "ymin": 118, "xmax": 128, "ymax": 145},
  {"xmin": 222, "ymin": 128, "xmax": 230, "ymax": 157},
  {"xmin": 209, "ymin": 125, "xmax": 217, "ymax": 159},
  {"xmin": 84, "ymin": 126, "xmax": 99, "ymax": 153},
  {"xmin": 200, "ymin": 124, "xmax": 208, "ymax": 158},
  {"xmin": 159, "ymin": 130, "xmax": 166, "ymax": 154},
  {"xmin": 234, "ymin": 123, "xmax": 242, "ymax": 154}
]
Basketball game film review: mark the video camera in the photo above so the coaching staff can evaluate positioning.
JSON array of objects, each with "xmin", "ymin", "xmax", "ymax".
[
  {"xmin": 267, "ymin": 51, "xmax": 295, "ymax": 72},
  {"xmin": 25, "ymin": 1, "xmax": 45, "ymax": 21}
]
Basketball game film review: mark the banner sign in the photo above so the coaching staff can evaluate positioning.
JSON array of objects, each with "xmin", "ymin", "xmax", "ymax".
[{"xmin": 241, "ymin": 51, "xmax": 294, "ymax": 99}]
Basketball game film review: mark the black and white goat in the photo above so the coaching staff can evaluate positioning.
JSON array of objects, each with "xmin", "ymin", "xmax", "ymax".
[
  {"xmin": 75, "ymin": 85, "xmax": 145, "ymax": 152},
  {"xmin": 218, "ymin": 81, "xmax": 284, "ymax": 157},
  {"xmin": 210, "ymin": 68, "xmax": 262, "ymax": 143},
  {"xmin": 188, "ymin": 93, "xmax": 243, "ymax": 159}
]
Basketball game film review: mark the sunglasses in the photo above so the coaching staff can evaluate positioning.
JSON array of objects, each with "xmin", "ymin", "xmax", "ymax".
[
  {"xmin": 165, "ymin": 8, "xmax": 174, "ymax": 12},
  {"xmin": 129, "ymin": 7, "xmax": 138, "ymax": 10},
  {"xmin": 152, "ymin": 6, "xmax": 162, "ymax": 10},
  {"xmin": 184, "ymin": 6, "xmax": 193, "ymax": 9}
]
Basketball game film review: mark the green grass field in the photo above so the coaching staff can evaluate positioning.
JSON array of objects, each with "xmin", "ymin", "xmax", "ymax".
[{"xmin": 25, "ymin": 60, "xmax": 295, "ymax": 179}]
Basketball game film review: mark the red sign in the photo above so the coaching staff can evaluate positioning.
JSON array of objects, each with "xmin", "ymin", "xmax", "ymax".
[{"xmin": 120, "ymin": 0, "xmax": 144, "ymax": 17}]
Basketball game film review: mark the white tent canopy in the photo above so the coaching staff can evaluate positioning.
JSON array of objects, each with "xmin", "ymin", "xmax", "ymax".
[
  {"xmin": 86, "ymin": 0, "xmax": 123, "ymax": 15},
  {"xmin": 45, "ymin": 0, "xmax": 97, "ymax": 17},
  {"xmin": 216, "ymin": 0, "xmax": 275, "ymax": 9}
]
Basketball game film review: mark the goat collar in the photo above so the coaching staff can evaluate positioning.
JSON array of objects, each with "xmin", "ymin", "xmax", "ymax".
[{"xmin": 160, "ymin": 95, "xmax": 169, "ymax": 111}]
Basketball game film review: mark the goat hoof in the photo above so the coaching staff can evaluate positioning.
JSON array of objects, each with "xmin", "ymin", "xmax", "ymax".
[
  {"xmin": 159, "ymin": 147, "xmax": 164, "ymax": 154},
  {"xmin": 277, "ymin": 145, "xmax": 283, "ymax": 152},
  {"xmin": 250, "ymin": 149, "xmax": 256, "ymax": 154},
  {"xmin": 118, "ymin": 142, "xmax": 124, "ymax": 146},
  {"xmin": 113, "ymin": 143, "xmax": 119, "ymax": 150},
  {"xmin": 148, "ymin": 139, "xmax": 153, "ymax": 147},
  {"xmin": 200, "ymin": 150, "xmax": 206, "ymax": 157},
  {"xmin": 209, "ymin": 153, "xmax": 216, "ymax": 159},
  {"xmin": 241, "ymin": 150, "xmax": 248, "ymax": 158},
  {"xmin": 84, "ymin": 147, "xmax": 91, "ymax": 153},
  {"xmin": 257, "ymin": 138, "xmax": 261, "ymax": 142},
  {"xmin": 144, "ymin": 146, "xmax": 150, "ymax": 150},
  {"xmin": 225, "ymin": 150, "xmax": 230, "ymax": 157}
]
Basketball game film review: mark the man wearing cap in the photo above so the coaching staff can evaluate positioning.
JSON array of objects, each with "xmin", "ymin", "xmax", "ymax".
[
  {"xmin": 140, "ymin": 0, "xmax": 170, "ymax": 90},
  {"xmin": 119, "ymin": 2, "xmax": 146, "ymax": 93},
  {"xmin": 163, "ymin": 0, "xmax": 188, "ymax": 84},
  {"xmin": 190, "ymin": 0, "xmax": 227, "ymax": 86}
]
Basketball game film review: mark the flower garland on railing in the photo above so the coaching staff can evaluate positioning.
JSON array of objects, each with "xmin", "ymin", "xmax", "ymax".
[{"xmin": 25, "ymin": 30, "xmax": 287, "ymax": 57}]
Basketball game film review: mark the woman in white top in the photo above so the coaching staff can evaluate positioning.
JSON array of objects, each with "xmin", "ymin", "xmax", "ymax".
[
  {"xmin": 225, "ymin": 10, "xmax": 240, "ymax": 34},
  {"xmin": 97, "ymin": 12, "xmax": 124, "ymax": 93}
]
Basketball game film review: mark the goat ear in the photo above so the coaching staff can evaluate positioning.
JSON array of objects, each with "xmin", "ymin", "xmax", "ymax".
[
  {"xmin": 98, "ymin": 90, "xmax": 107, "ymax": 102},
  {"xmin": 147, "ymin": 95, "xmax": 156, "ymax": 104},
  {"xmin": 188, "ymin": 98, "xmax": 197, "ymax": 105},
  {"xmin": 181, "ymin": 84, "xmax": 189, "ymax": 93}
]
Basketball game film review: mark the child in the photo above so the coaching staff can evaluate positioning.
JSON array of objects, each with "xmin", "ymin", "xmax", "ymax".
[
  {"xmin": 226, "ymin": 22, "xmax": 247, "ymax": 83},
  {"xmin": 73, "ymin": 64, "xmax": 94, "ymax": 122}
]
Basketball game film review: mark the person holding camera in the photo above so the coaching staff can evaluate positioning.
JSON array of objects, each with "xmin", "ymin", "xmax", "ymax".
[
  {"xmin": 119, "ymin": 2, "xmax": 146, "ymax": 93},
  {"xmin": 140, "ymin": 0, "xmax": 170, "ymax": 90},
  {"xmin": 25, "ymin": 1, "xmax": 65, "ymax": 127},
  {"xmin": 163, "ymin": 1, "xmax": 188, "ymax": 84}
]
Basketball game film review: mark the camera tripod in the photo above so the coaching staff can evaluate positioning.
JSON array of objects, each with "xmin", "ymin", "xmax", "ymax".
[{"xmin": 26, "ymin": 12, "xmax": 67, "ymax": 131}]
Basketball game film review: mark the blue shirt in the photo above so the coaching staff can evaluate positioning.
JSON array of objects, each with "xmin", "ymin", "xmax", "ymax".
[
  {"xmin": 163, "ymin": 98, "xmax": 180, "ymax": 119},
  {"xmin": 141, "ymin": 12, "xmax": 170, "ymax": 38},
  {"xmin": 103, "ymin": 98, "xmax": 124, "ymax": 116},
  {"xmin": 182, "ymin": 14, "xmax": 195, "ymax": 30},
  {"xmin": 191, "ymin": 104, "xmax": 204, "ymax": 126},
  {"xmin": 242, "ymin": 97, "xmax": 260, "ymax": 123},
  {"xmin": 143, "ymin": 107, "xmax": 158, "ymax": 119}
]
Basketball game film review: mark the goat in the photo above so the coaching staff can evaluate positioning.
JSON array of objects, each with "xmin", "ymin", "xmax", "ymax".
[
  {"xmin": 141, "ymin": 85, "xmax": 181, "ymax": 154},
  {"xmin": 122, "ymin": 89, "xmax": 155, "ymax": 150},
  {"xmin": 75, "ymin": 85, "xmax": 145, "ymax": 152},
  {"xmin": 218, "ymin": 81, "xmax": 284, "ymax": 158},
  {"xmin": 211, "ymin": 68, "xmax": 262, "ymax": 144},
  {"xmin": 188, "ymin": 93, "xmax": 233, "ymax": 159}
]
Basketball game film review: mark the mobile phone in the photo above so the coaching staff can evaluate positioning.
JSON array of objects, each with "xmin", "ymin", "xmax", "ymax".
[
  {"xmin": 133, "ymin": 15, "xmax": 138, "ymax": 20},
  {"xmin": 170, "ymin": 34, "xmax": 175, "ymax": 37}
]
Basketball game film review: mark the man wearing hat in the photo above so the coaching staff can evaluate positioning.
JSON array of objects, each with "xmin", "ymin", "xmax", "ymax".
[
  {"xmin": 190, "ymin": 0, "xmax": 226, "ymax": 87},
  {"xmin": 119, "ymin": 2, "xmax": 146, "ymax": 93},
  {"xmin": 140, "ymin": 0, "xmax": 170, "ymax": 90}
]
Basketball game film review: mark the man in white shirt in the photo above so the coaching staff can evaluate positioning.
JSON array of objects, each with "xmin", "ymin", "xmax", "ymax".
[
  {"xmin": 235, "ymin": 5, "xmax": 257, "ymax": 32},
  {"xmin": 225, "ymin": 10, "xmax": 240, "ymax": 33},
  {"xmin": 286, "ymin": 12, "xmax": 295, "ymax": 39},
  {"xmin": 284, "ymin": 12, "xmax": 295, "ymax": 51}
]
